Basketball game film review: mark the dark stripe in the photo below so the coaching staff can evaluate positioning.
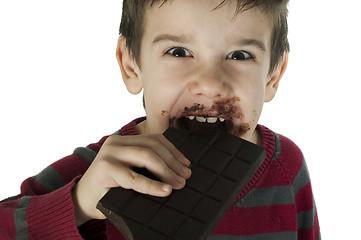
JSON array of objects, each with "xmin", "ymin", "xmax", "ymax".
[
  {"xmin": 32, "ymin": 166, "xmax": 66, "ymax": 192},
  {"xmin": 112, "ymin": 129, "xmax": 122, "ymax": 136},
  {"xmin": 270, "ymin": 132, "xmax": 281, "ymax": 161},
  {"xmin": 291, "ymin": 159, "xmax": 310, "ymax": 196},
  {"xmin": 0, "ymin": 195, "xmax": 21, "ymax": 203},
  {"xmin": 297, "ymin": 203, "xmax": 316, "ymax": 229},
  {"xmin": 14, "ymin": 196, "xmax": 31, "ymax": 240},
  {"xmin": 234, "ymin": 186, "xmax": 294, "ymax": 207},
  {"xmin": 209, "ymin": 231, "xmax": 297, "ymax": 240},
  {"xmin": 73, "ymin": 146, "xmax": 97, "ymax": 164},
  {"xmin": 73, "ymin": 130, "xmax": 123, "ymax": 165}
]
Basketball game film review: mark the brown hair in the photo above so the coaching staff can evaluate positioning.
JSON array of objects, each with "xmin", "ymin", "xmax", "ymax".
[{"xmin": 119, "ymin": 0, "xmax": 290, "ymax": 74}]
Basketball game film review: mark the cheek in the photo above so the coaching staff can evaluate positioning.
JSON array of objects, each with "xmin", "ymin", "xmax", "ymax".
[
  {"xmin": 142, "ymin": 74, "xmax": 181, "ymax": 121},
  {"xmin": 231, "ymin": 75, "xmax": 265, "ymax": 122}
]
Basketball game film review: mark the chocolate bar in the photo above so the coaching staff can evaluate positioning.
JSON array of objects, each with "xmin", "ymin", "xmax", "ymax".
[{"xmin": 97, "ymin": 127, "xmax": 266, "ymax": 240}]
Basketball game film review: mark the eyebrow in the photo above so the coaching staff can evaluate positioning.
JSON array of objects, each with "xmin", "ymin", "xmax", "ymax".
[
  {"xmin": 152, "ymin": 34, "xmax": 267, "ymax": 53},
  {"xmin": 238, "ymin": 39, "xmax": 267, "ymax": 53},
  {"xmin": 152, "ymin": 34, "xmax": 191, "ymax": 45}
]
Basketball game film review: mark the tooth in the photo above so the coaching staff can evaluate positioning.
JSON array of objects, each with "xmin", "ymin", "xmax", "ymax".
[
  {"xmin": 188, "ymin": 116, "xmax": 195, "ymax": 120},
  {"xmin": 196, "ymin": 116, "xmax": 206, "ymax": 123},
  {"xmin": 206, "ymin": 117, "xmax": 218, "ymax": 123},
  {"xmin": 219, "ymin": 118, "xmax": 225, "ymax": 122}
]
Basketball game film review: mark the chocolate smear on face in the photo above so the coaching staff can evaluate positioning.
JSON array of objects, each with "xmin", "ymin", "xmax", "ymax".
[
  {"xmin": 231, "ymin": 122, "xmax": 250, "ymax": 136},
  {"xmin": 161, "ymin": 110, "xmax": 169, "ymax": 116},
  {"xmin": 168, "ymin": 97, "xmax": 250, "ymax": 136},
  {"xmin": 210, "ymin": 97, "xmax": 241, "ymax": 120},
  {"xmin": 184, "ymin": 104, "xmax": 205, "ymax": 114}
]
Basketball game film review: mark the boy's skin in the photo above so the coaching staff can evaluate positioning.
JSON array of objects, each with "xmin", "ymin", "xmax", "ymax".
[{"xmin": 73, "ymin": 0, "xmax": 288, "ymax": 226}]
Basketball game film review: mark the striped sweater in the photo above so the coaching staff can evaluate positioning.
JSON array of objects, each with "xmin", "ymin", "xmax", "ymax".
[{"xmin": 0, "ymin": 117, "xmax": 320, "ymax": 239}]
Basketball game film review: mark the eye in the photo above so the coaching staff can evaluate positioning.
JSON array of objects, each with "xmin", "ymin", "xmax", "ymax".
[
  {"xmin": 166, "ymin": 47, "xmax": 192, "ymax": 57},
  {"xmin": 226, "ymin": 50, "xmax": 253, "ymax": 60}
]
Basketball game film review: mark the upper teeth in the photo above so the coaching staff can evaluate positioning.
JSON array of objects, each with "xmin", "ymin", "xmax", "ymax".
[{"xmin": 186, "ymin": 116, "xmax": 225, "ymax": 123}]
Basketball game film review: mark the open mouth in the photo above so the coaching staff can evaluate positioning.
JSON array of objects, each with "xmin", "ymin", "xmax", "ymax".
[
  {"xmin": 168, "ymin": 98, "xmax": 244, "ymax": 134},
  {"xmin": 172, "ymin": 115, "xmax": 234, "ymax": 133}
]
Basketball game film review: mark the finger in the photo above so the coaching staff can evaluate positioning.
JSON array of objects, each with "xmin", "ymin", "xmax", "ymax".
[
  {"xmin": 109, "ymin": 134, "xmax": 190, "ymax": 167},
  {"xmin": 155, "ymin": 134, "xmax": 191, "ymax": 166},
  {"xmin": 107, "ymin": 135, "xmax": 191, "ymax": 180},
  {"xmin": 111, "ymin": 164, "xmax": 172, "ymax": 197},
  {"xmin": 105, "ymin": 145, "xmax": 186, "ymax": 189},
  {"xmin": 144, "ymin": 135, "xmax": 191, "ymax": 180},
  {"xmin": 125, "ymin": 134, "xmax": 191, "ymax": 179},
  {"xmin": 154, "ymin": 134, "xmax": 191, "ymax": 167}
]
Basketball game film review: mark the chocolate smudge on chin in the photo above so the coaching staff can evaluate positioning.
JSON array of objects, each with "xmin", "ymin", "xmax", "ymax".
[
  {"xmin": 231, "ymin": 123, "xmax": 251, "ymax": 137},
  {"xmin": 161, "ymin": 110, "xmax": 169, "ymax": 116},
  {"xmin": 169, "ymin": 117, "xmax": 177, "ymax": 127}
]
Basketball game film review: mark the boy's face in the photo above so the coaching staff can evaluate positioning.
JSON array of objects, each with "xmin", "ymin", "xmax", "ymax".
[{"xmin": 119, "ymin": 0, "xmax": 287, "ymax": 144}]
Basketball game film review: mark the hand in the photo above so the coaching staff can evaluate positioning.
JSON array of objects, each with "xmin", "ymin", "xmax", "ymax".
[{"xmin": 72, "ymin": 134, "xmax": 191, "ymax": 226}]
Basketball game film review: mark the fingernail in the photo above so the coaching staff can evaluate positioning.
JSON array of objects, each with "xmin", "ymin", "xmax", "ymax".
[
  {"xmin": 181, "ymin": 166, "xmax": 191, "ymax": 178},
  {"xmin": 183, "ymin": 157, "xmax": 191, "ymax": 166},
  {"xmin": 161, "ymin": 184, "xmax": 171, "ymax": 193}
]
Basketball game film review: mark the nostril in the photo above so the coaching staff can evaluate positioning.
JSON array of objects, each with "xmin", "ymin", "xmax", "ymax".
[{"xmin": 189, "ymin": 80, "xmax": 230, "ymax": 99}]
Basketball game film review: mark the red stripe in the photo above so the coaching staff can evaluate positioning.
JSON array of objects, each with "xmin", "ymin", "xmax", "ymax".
[
  {"xmin": 278, "ymin": 134, "xmax": 304, "ymax": 179},
  {"xmin": 21, "ymin": 177, "xmax": 48, "ymax": 196},
  {"xmin": 50, "ymin": 154, "xmax": 90, "ymax": 183},
  {"xmin": 295, "ymin": 182, "xmax": 314, "ymax": 212},
  {"xmin": 120, "ymin": 117, "xmax": 145, "ymax": 136},
  {"xmin": 26, "ymin": 179, "xmax": 81, "ymax": 239},
  {"xmin": 253, "ymin": 160, "xmax": 292, "ymax": 189},
  {"xmin": 0, "ymin": 199, "xmax": 20, "ymax": 238},
  {"xmin": 88, "ymin": 135, "xmax": 110, "ymax": 152},
  {"xmin": 212, "ymin": 204, "xmax": 297, "ymax": 236}
]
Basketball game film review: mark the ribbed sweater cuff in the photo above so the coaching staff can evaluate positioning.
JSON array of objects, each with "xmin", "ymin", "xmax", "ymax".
[{"xmin": 26, "ymin": 177, "xmax": 82, "ymax": 239}]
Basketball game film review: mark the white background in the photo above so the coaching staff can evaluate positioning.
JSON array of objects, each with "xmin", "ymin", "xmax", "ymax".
[{"xmin": 0, "ymin": 0, "xmax": 360, "ymax": 239}]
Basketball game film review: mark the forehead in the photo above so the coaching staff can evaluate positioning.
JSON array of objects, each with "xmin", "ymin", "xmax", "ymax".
[{"xmin": 143, "ymin": 0, "xmax": 272, "ymax": 50}]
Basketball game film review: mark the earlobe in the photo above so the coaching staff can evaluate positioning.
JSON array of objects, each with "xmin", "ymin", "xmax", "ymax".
[
  {"xmin": 264, "ymin": 52, "xmax": 289, "ymax": 102},
  {"xmin": 116, "ymin": 36, "xmax": 143, "ymax": 94}
]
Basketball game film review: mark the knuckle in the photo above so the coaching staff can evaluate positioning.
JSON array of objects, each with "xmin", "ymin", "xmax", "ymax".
[
  {"xmin": 146, "ymin": 137, "xmax": 162, "ymax": 149},
  {"xmin": 127, "ymin": 171, "xmax": 153, "ymax": 195},
  {"xmin": 126, "ymin": 170, "xmax": 139, "ymax": 190},
  {"xmin": 104, "ymin": 135, "xmax": 118, "ymax": 145},
  {"xmin": 138, "ymin": 147, "xmax": 157, "ymax": 160},
  {"xmin": 160, "ymin": 162, "xmax": 172, "ymax": 175},
  {"xmin": 168, "ymin": 155, "xmax": 179, "ymax": 166}
]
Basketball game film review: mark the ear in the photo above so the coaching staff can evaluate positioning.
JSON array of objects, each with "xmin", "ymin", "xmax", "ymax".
[
  {"xmin": 116, "ymin": 36, "xmax": 143, "ymax": 94},
  {"xmin": 264, "ymin": 52, "xmax": 289, "ymax": 102}
]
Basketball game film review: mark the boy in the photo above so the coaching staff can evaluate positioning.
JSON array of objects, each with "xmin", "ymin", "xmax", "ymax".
[{"xmin": 0, "ymin": 0, "xmax": 321, "ymax": 239}]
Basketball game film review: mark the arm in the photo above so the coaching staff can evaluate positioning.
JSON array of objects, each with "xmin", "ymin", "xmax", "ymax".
[
  {"xmin": 292, "ymin": 159, "xmax": 321, "ymax": 240},
  {"xmin": 1, "ymin": 130, "xmax": 191, "ymax": 239},
  {"xmin": 0, "ymin": 136, "xmax": 109, "ymax": 240},
  {"xmin": 278, "ymin": 134, "xmax": 321, "ymax": 240}
]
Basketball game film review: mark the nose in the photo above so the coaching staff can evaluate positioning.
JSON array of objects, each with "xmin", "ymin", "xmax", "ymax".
[{"xmin": 189, "ymin": 66, "xmax": 231, "ymax": 99}]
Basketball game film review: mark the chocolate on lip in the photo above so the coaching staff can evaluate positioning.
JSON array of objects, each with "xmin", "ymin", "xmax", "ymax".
[
  {"xmin": 177, "ymin": 97, "xmax": 241, "ymax": 120},
  {"xmin": 168, "ymin": 97, "xmax": 242, "ymax": 132}
]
